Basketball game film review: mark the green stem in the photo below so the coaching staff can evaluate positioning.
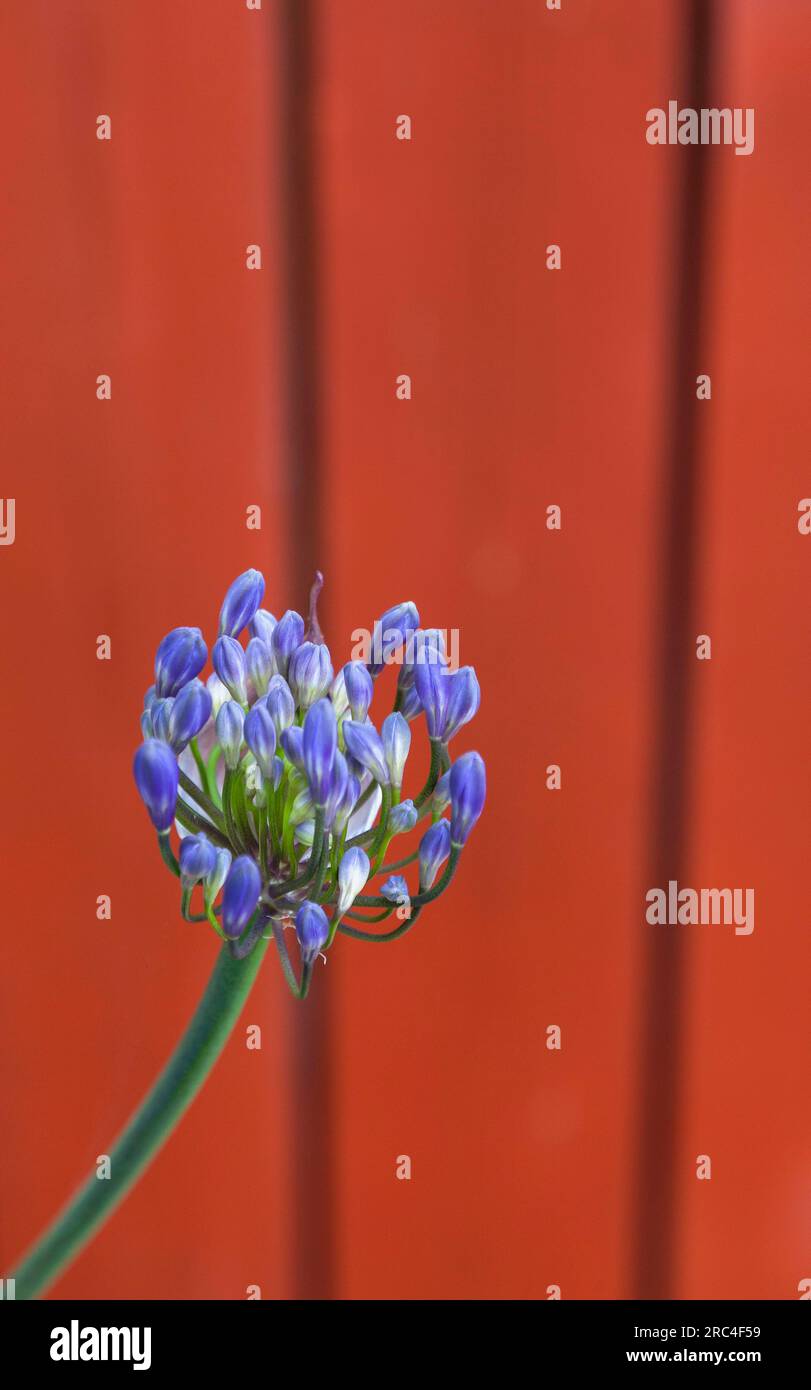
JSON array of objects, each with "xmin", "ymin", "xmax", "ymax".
[{"xmin": 7, "ymin": 935, "xmax": 270, "ymax": 1300}]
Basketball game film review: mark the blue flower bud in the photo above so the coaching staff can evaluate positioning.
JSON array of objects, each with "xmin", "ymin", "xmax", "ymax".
[
  {"xmin": 167, "ymin": 678, "xmax": 212, "ymax": 752},
  {"xmin": 218, "ymin": 569, "xmax": 265, "ymax": 638},
  {"xmin": 369, "ymin": 601, "xmax": 420, "ymax": 677},
  {"xmin": 133, "ymin": 739, "xmax": 179, "ymax": 832},
  {"xmin": 449, "ymin": 750, "xmax": 486, "ymax": 845},
  {"xmin": 302, "ymin": 698, "xmax": 338, "ymax": 808},
  {"xmin": 270, "ymin": 756, "xmax": 284, "ymax": 791},
  {"xmin": 418, "ymin": 819, "xmax": 451, "ymax": 889},
  {"xmin": 249, "ymin": 607, "xmax": 277, "ymax": 646},
  {"xmin": 342, "ymin": 660, "xmax": 374, "ymax": 723},
  {"xmin": 216, "ymin": 700, "xmax": 245, "ymax": 770},
  {"xmin": 398, "ymin": 628, "xmax": 446, "ymax": 694},
  {"xmin": 323, "ymin": 751, "xmax": 349, "ymax": 829},
  {"xmin": 432, "ymin": 770, "xmax": 451, "ymax": 814},
  {"xmin": 398, "ymin": 682, "xmax": 424, "ymax": 722},
  {"xmin": 271, "ymin": 609, "xmax": 305, "ymax": 677},
  {"xmin": 389, "ymin": 799, "xmax": 418, "ymax": 835},
  {"xmin": 295, "ymin": 900, "xmax": 330, "ymax": 965},
  {"xmin": 289, "ymin": 641, "xmax": 334, "ymax": 710},
  {"xmin": 265, "ymin": 674, "xmax": 296, "ymax": 735},
  {"xmin": 244, "ymin": 702, "xmax": 277, "ymax": 777},
  {"xmin": 342, "ymin": 720, "xmax": 390, "ymax": 786},
  {"xmin": 179, "ymin": 832, "xmax": 218, "ymax": 889},
  {"xmin": 206, "ymin": 672, "xmax": 230, "ymax": 718},
  {"xmin": 382, "ymin": 711, "xmax": 411, "ymax": 788},
  {"xmin": 222, "ymin": 855, "xmax": 262, "ymax": 938},
  {"xmin": 332, "ymin": 774, "xmax": 361, "ymax": 834},
  {"xmin": 442, "ymin": 666, "xmax": 480, "ymax": 742},
  {"xmin": 140, "ymin": 709, "xmax": 153, "ymax": 740},
  {"xmin": 246, "ymin": 636, "xmax": 274, "ymax": 698},
  {"xmin": 143, "ymin": 685, "xmax": 158, "ymax": 712},
  {"xmin": 155, "ymin": 627, "xmax": 207, "ymax": 699},
  {"xmin": 380, "ymin": 874, "xmax": 410, "ymax": 905},
  {"xmin": 329, "ymin": 669, "xmax": 350, "ymax": 720},
  {"xmin": 205, "ymin": 847, "xmax": 232, "ymax": 900},
  {"xmin": 413, "ymin": 661, "xmax": 449, "ymax": 740},
  {"xmin": 212, "ymin": 635, "xmax": 248, "ymax": 705},
  {"xmin": 280, "ymin": 724, "xmax": 305, "ymax": 771},
  {"xmin": 337, "ymin": 847, "xmax": 370, "ymax": 915},
  {"xmin": 151, "ymin": 697, "xmax": 174, "ymax": 743}
]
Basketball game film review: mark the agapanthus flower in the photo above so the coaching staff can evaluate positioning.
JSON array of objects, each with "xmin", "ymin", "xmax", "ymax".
[{"xmin": 133, "ymin": 570, "xmax": 484, "ymax": 996}]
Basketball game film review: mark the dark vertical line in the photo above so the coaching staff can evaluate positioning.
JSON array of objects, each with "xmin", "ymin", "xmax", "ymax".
[
  {"xmin": 274, "ymin": 0, "xmax": 334, "ymax": 1300},
  {"xmin": 633, "ymin": 1, "xmax": 717, "ymax": 1298}
]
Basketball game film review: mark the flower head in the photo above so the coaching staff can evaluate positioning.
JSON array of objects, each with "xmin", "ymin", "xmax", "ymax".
[{"xmin": 136, "ymin": 570, "xmax": 484, "ymax": 994}]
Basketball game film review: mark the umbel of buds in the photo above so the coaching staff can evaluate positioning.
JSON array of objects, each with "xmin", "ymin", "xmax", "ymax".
[{"xmin": 134, "ymin": 570, "xmax": 485, "ymax": 997}]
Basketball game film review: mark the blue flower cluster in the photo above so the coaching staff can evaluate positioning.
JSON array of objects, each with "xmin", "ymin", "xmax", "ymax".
[{"xmin": 134, "ymin": 570, "xmax": 485, "ymax": 996}]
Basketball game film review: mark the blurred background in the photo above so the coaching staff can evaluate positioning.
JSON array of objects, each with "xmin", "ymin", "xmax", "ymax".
[{"xmin": 0, "ymin": 0, "xmax": 808, "ymax": 1300}]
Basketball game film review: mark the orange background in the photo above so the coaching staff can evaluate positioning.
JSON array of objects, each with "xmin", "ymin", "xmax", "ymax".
[{"xmin": 0, "ymin": 0, "xmax": 808, "ymax": 1300}]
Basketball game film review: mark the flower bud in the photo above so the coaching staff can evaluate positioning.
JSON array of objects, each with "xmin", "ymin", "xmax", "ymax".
[
  {"xmin": 449, "ymin": 750, "xmax": 486, "ymax": 845},
  {"xmin": 244, "ymin": 702, "xmax": 277, "ymax": 777},
  {"xmin": 389, "ymin": 799, "xmax": 417, "ymax": 835},
  {"xmin": 270, "ymin": 756, "xmax": 284, "ymax": 791},
  {"xmin": 167, "ymin": 678, "xmax": 212, "ymax": 752},
  {"xmin": 246, "ymin": 637, "xmax": 274, "ymax": 698},
  {"xmin": 205, "ymin": 847, "xmax": 232, "ymax": 901},
  {"xmin": 432, "ymin": 770, "xmax": 451, "ymax": 814},
  {"xmin": 323, "ymin": 751, "xmax": 349, "ymax": 829},
  {"xmin": 382, "ymin": 712, "xmax": 411, "ymax": 789},
  {"xmin": 442, "ymin": 666, "xmax": 481, "ymax": 742},
  {"xmin": 369, "ymin": 601, "xmax": 420, "ymax": 677},
  {"xmin": 133, "ymin": 739, "xmax": 179, "ymax": 832},
  {"xmin": 271, "ymin": 609, "xmax": 305, "ymax": 677},
  {"xmin": 413, "ymin": 661, "xmax": 449, "ymax": 740},
  {"xmin": 212, "ymin": 635, "xmax": 248, "ymax": 705},
  {"xmin": 295, "ymin": 900, "xmax": 330, "ymax": 964},
  {"xmin": 216, "ymin": 700, "xmax": 245, "ymax": 770},
  {"xmin": 332, "ymin": 774, "xmax": 361, "ymax": 834},
  {"xmin": 302, "ymin": 698, "xmax": 338, "ymax": 808},
  {"xmin": 398, "ymin": 628, "xmax": 446, "ymax": 696},
  {"xmin": 342, "ymin": 660, "xmax": 373, "ymax": 723},
  {"xmin": 337, "ymin": 847, "xmax": 370, "ymax": 915},
  {"xmin": 151, "ymin": 697, "xmax": 174, "ymax": 744},
  {"xmin": 380, "ymin": 874, "xmax": 410, "ymax": 905},
  {"xmin": 249, "ymin": 607, "xmax": 277, "ymax": 647},
  {"xmin": 280, "ymin": 724, "xmax": 305, "ymax": 772},
  {"xmin": 342, "ymin": 720, "xmax": 390, "ymax": 786},
  {"xmin": 155, "ymin": 627, "xmax": 207, "ymax": 698},
  {"xmin": 218, "ymin": 569, "xmax": 265, "ymax": 638},
  {"xmin": 418, "ymin": 819, "xmax": 451, "ymax": 889},
  {"xmin": 222, "ymin": 855, "xmax": 262, "ymax": 938},
  {"xmin": 398, "ymin": 683, "xmax": 423, "ymax": 722},
  {"xmin": 206, "ymin": 672, "xmax": 230, "ymax": 718},
  {"xmin": 289, "ymin": 641, "xmax": 334, "ymax": 710},
  {"xmin": 179, "ymin": 832, "xmax": 217, "ymax": 889},
  {"xmin": 265, "ymin": 674, "xmax": 296, "ymax": 735},
  {"xmin": 140, "ymin": 709, "xmax": 153, "ymax": 740}
]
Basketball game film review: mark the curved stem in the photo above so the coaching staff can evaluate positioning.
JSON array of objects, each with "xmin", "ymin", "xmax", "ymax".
[{"xmin": 7, "ymin": 935, "xmax": 270, "ymax": 1300}]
